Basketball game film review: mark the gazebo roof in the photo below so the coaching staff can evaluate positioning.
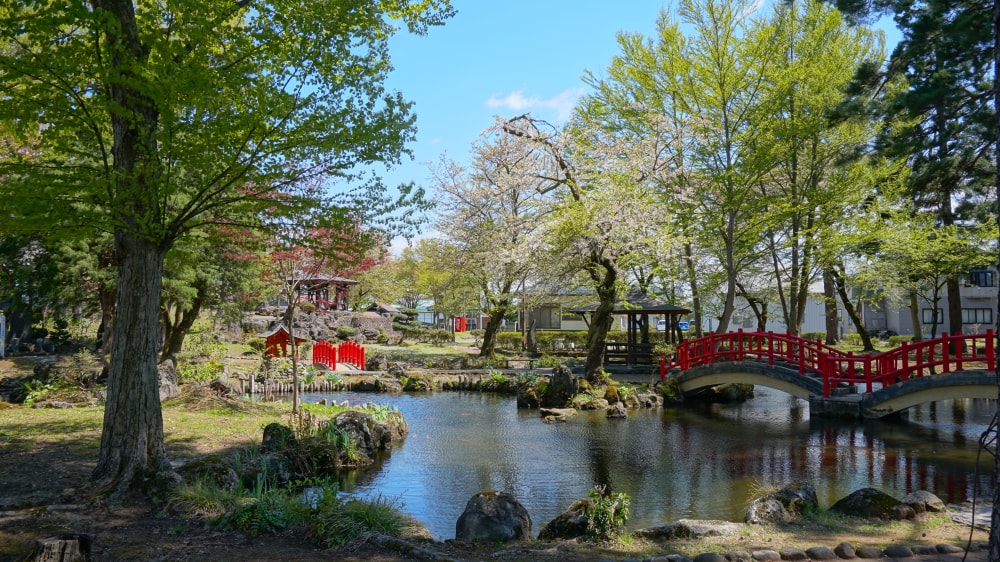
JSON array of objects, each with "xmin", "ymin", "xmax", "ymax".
[
  {"xmin": 568, "ymin": 289, "xmax": 691, "ymax": 315},
  {"xmin": 285, "ymin": 273, "xmax": 358, "ymax": 286}
]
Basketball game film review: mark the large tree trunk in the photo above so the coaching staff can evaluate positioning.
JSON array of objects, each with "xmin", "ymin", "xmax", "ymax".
[
  {"xmin": 90, "ymin": 0, "xmax": 173, "ymax": 503},
  {"xmin": 823, "ymin": 269, "xmax": 838, "ymax": 345},
  {"xmin": 831, "ymin": 264, "xmax": 875, "ymax": 352},
  {"xmin": 92, "ymin": 232, "xmax": 171, "ymax": 502},
  {"xmin": 684, "ymin": 242, "xmax": 704, "ymax": 338},
  {"xmin": 717, "ymin": 209, "xmax": 738, "ymax": 334},
  {"xmin": 584, "ymin": 261, "xmax": 617, "ymax": 383},
  {"xmin": 908, "ymin": 290, "xmax": 923, "ymax": 342},
  {"xmin": 480, "ymin": 307, "xmax": 507, "ymax": 358}
]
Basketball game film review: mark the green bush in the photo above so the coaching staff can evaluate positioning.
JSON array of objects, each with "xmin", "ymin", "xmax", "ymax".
[
  {"xmin": 376, "ymin": 333, "xmax": 389, "ymax": 344},
  {"xmin": 587, "ymin": 485, "xmax": 630, "ymax": 542},
  {"xmin": 888, "ymin": 335, "xmax": 914, "ymax": 346},
  {"xmin": 469, "ymin": 329, "xmax": 485, "ymax": 346},
  {"xmin": 801, "ymin": 332, "xmax": 826, "ymax": 341},
  {"xmin": 843, "ymin": 333, "xmax": 863, "ymax": 346},
  {"xmin": 299, "ymin": 301, "xmax": 317, "ymax": 313},
  {"xmin": 336, "ymin": 326, "xmax": 357, "ymax": 340},
  {"xmin": 178, "ymin": 359, "xmax": 225, "ymax": 383},
  {"xmin": 496, "ymin": 332, "xmax": 521, "ymax": 350}
]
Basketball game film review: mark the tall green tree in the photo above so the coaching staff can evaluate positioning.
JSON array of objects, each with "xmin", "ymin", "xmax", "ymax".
[
  {"xmin": 756, "ymin": 1, "xmax": 882, "ymax": 334},
  {"xmin": 0, "ymin": 0, "xmax": 451, "ymax": 501},
  {"xmin": 835, "ymin": 0, "xmax": 995, "ymax": 341}
]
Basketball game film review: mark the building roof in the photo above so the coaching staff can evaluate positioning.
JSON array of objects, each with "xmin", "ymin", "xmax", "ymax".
[
  {"xmin": 256, "ymin": 323, "xmax": 308, "ymax": 341},
  {"xmin": 373, "ymin": 301, "xmax": 400, "ymax": 314}
]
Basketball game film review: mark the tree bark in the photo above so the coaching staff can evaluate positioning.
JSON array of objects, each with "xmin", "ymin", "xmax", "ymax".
[
  {"xmin": 584, "ymin": 260, "xmax": 617, "ymax": 383},
  {"xmin": 684, "ymin": 243, "xmax": 703, "ymax": 338},
  {"xmin": 908, "ymin": 290, "xmax": 923, "ymax": 342},
  {"xmin": 90, "ymin": 0, "xmax": 173, "ymax": 502},
  {"xmin": 823, "ymin": 268, "xmax": 838, "ymax": 345},
  {"xmin": 831, "ymin": 264, "xmax": 875, "ymax": 352},
  {"xmin": 480, "ymin": 302, "xmax": 508, "ymax": 358},
  {"xmin": 92, "ymin": 232, "xmax": 171, "ymax": 501}
]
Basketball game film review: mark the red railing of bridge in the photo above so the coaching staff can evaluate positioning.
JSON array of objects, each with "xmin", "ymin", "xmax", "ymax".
[
  {"xmin": 338, "ymin": 341, "xmax": 366, "ymax": 370},
  {"xmin": 313, "ymin": 340, "xmax": 337, "ymax": 369},
  {"xmin": 666, "ymin": 329, "xmax": 996, "ymax": 397}
]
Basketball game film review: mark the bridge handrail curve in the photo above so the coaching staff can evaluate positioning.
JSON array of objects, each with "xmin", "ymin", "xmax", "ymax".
[
  {"xmin": 667, "ymin": 329, "xmax": 996, "ymax": 397},
  {"xmin": 668, "ymin": 329, "xmax": 848, "ymax": 375}
]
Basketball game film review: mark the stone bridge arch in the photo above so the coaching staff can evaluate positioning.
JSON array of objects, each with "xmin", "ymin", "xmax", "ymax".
[
  {"xmin": 675, "ymin": 361, "xmax": 824, "ymax": 399},
  {"xmin": 860, "ymin": 371, "xmax": 996, "ymax": 418}
]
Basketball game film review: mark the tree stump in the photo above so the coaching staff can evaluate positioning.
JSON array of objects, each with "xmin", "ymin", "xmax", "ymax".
[{"xmin": 26, "ymin": 534, "xmax": 92, "ymax": 562}]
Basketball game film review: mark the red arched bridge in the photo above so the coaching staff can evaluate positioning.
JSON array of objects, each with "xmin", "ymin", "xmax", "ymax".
[{"xmin": 663, "ymin": 330, "xmax": 997, "ymax": 418}]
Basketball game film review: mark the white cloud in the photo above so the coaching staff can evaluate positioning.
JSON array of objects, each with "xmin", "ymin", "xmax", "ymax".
[{"xmin": 486, "ymin": 88, "xmax": 585, "ymax": 122}]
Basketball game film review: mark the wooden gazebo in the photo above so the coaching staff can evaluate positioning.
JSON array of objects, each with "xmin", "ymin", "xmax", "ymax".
[
  {"xmin": 287, "ymin": 273, "xmax": 358, "ymax": 311},
  {"xmin": 570, "ymin": 289, "xmax": 691, "ymax": 366}
]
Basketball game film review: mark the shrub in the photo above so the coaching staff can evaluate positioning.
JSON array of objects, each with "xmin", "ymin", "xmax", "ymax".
[
  {"xmin": 336, "ymin": 326, "xmax": 357, "ymax": 340},
  {"xmin": 843, "ymin": 333, "xmax": 863, "ymax": 346},
  {"xmin": 376, "ymin": 333, "xmax": 389, "ymax": 344},
  {"xmin": 801, "ymin": 332, "xmax": 826, "ymax": 341},
  {"xmin": 299, "ymin": 301, "xmax": 317, "ymax": 313},
  {"xmin": 469, "ymin": 329, "xmax": 485, "ymax": 346},
  {"xmin": 888, "ymin": 335, "xmax": 913, "ymax": 346},
  {"xmin": 496, "ymin": 332, "xmax": 521, "ymax": 351},
  {"xmin": 587, "ymin": 485, "xmax": 630, "ymax": 542},
  {"xmin": 178, "ymin": 359, "xmax": 225, "ymax": 383}
]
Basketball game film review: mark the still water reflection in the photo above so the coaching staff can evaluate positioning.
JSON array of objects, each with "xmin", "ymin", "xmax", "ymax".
[{"xmin": 298, "ymin": 388, "xmax": 996, "ymax": 540}]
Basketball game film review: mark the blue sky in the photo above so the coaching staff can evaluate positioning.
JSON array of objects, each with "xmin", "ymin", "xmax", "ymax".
[{"xmin": 377, "ymin": 1, "xmax": 899, "ymax": 252}]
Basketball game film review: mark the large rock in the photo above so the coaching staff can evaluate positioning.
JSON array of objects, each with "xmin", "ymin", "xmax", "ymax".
[
  {"xmin": 157, "ymin": 358, "xmax": 179, "ymax": 401},
  {"xmin": 744, "ymin": 497, "xmax": 789, "ymax": 525},
  {"xmin": 538, "ymin": 498, "xmax": 592, "ymax": 540},
  {"xmin": 260, "ymin": 423, "xmax": 295, "ymax": 454},
  {"xmin": 541, "ymin": 365, "xmax": 578, "ymax": 408},
  {"xmin": 333, "ymin": 410, "xmax": 391, "ymax": 459},
  {"xmin": 901, "ymin": 490, "xmax": 947, "ymax": 513},
  {"xmin": 516, "ymin": 385, "xmax": 540, "ymax": 409},
  {"xmin": 635, "ymin": 519, "xmax": 742, "ymax": 540},
  {"xmin": 176, "ymin": 455, "xmax": 240, "ymax": 492},
  {"xmin": 455, "ymin": 491, "xmax": 532, "ymax": 543},
  {"xmin": 365, "ymin": 353, "xmax": 388, "ymax": 372},
  {"xmin": 831, "ymin": 488, "xmax": 910, "ymax": 519},
  {"xmin": 775, "ymin": 483, "xmax": 818, "ymax": 516},
  {"xmin": 606, "ymin": 401, "xmax": 627, "ymax": 419}
]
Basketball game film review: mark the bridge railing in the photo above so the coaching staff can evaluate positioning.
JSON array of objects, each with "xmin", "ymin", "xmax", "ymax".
[
  {"xmin": 821, "ymin": 330, "xmax": 996, "ymax": 396},
  {"xmin": 669, "ymin": 329, "xmax": 996, "ymax": 398},
  {"xmin": 669, "ymin": 329, "xmax": 849, "ymax": 375}
]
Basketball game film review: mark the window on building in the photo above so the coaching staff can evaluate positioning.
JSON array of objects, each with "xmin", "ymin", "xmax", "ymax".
[
  {"xmin": 961, "ymin": 308, "xmax": 993, "ymax": 324},
  {"xmin": 967, "ymin": 269, "xmax": 995, "ymax": 288},
  {"xmin": 921, "ymin": 308, "xmax": 942, "ymax": 324}
]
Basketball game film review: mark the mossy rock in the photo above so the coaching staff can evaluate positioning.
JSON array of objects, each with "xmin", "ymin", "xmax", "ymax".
[{"xmin": 831, "ymin": 488, "xmax": 907, "ymax": 519}]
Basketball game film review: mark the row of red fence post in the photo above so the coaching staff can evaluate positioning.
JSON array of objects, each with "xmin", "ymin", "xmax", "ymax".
[
  {"xmin": 667, "ymin": 328, "xmax": 997, "ymax": 398},
  {"xmin": 311, "ymin": 340, "xmax": 366, "ymax": 370},
  {"xmin": 338, "ymin": 341, "xmax": 366, "ymax": 370}
]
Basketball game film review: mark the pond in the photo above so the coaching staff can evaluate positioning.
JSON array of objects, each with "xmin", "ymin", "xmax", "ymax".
[{"xmin": 297, "ymin": 388, "xmax": 996, "ymax": 540}]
